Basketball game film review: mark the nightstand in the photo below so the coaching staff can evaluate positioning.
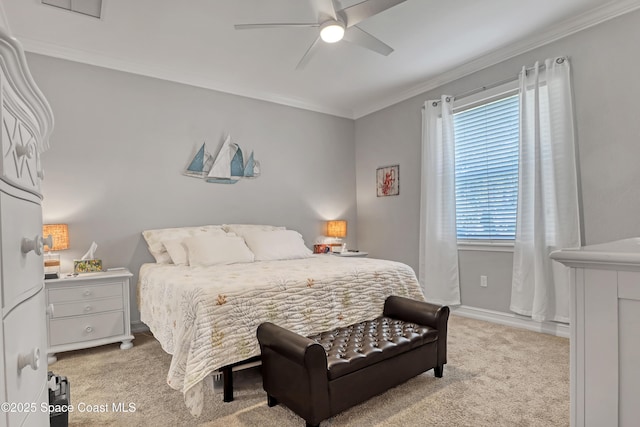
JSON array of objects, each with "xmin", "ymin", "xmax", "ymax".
[
  {"xmin": 45, "ymin": 269, "xmax": 134, "ymax": 364},
  {"xmin": 333, "ymin": 251, "xmax": 369, "ymax": 258}
]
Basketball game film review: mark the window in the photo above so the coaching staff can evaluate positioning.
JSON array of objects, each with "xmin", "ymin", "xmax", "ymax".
[{"xmin": 453, "ymin": 84, "xmax": 519, "ymax": 242}]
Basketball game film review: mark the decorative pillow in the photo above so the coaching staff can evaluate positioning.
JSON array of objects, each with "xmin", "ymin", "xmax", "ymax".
[
  {"xmin": 184, "ymin": 235, "xmax": 255, "ymax": 267},
  {"xmin": 142, "ymin": 225, "xmax": 226, "ymax": 264},
  {"xmin": 222, "ymin": 224, "xmax": 286, "ymax": 239},
  {"xmin": 241, "ymin": 230, "xmax": 312, "ymax": 261},
  {"xmin": 162, "ymin": 238, "xmax": 189, "ymax": 266}
]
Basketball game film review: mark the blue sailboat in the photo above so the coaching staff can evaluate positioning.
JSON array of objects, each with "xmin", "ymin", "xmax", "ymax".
[
  {"xmin": 184, "ymin": 135, "xmax": 260, "ymax": 184},
  {"xmin": 183, "ymin": 143, "xmax": 215, "ymax": 178}
]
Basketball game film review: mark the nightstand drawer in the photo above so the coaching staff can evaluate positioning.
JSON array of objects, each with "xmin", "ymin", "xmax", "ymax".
[
  {"xmin": 51, "ymin": 296, "xmax": 123, "ymax": 318},
  {"xmin": 48, "ymin": 282, "xmax": 122, "ymax": 303},
  {"xmin": 49, "ymin": 311, "xmax": 124, "ymax": 347}
]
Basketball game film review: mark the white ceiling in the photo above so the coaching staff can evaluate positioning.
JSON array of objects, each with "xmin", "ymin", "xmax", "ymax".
[{"xmin": 2, "ymin": 0, "xmax": 639, "ymax": 119}]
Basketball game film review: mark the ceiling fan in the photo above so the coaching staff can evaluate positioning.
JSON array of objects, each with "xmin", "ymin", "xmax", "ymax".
[{"xmin": 234, "ymin": 0, "xmax": 407, "ymax": 69}]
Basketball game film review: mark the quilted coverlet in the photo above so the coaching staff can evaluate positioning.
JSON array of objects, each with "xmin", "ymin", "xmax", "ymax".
[{"xmin": 138, "ymin": 255, "xmax": 425, "ymax": 415}]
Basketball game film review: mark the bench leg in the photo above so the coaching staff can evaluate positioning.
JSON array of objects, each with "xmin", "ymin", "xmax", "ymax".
[
  {"xmin": 434, "ymin": 365, "xmax": 443, "ymax": 378},
  {"xmin": 223, "ymin": 366, "xmax": 233, "ymax": 402},
  {"xmin": 267, "ymin": 395, "xmax": 278, "ymax": 407}
]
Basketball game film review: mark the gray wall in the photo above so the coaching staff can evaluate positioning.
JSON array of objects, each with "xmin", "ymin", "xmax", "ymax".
[
  {"xmin": 27, "ymin": 8, "xmax": 640, "ymax": 321},
  {"xmin": 28, "ymin": 54, "xmax": 356, "ymax": 324},
  {"xmin": 355, "ymin": 9, "xmax": 640, "ymax": 313}
]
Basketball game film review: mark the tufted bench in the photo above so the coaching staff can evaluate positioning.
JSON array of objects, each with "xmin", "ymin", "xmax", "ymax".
[{"xmin": 257, "ymin": 295, "xmax": 449, "ymax": 427}]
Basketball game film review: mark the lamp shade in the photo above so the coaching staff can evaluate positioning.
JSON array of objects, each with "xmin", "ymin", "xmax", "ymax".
[
  {"xmin": 326, "ymin": 220, "xmax": 347, "ymax": 238},
  {"xmin": 43, "ymin": 224, "xmax": 69, "ymax": 251}
]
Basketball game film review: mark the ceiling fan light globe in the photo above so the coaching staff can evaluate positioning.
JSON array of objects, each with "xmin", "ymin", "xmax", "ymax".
[{"xmin": 320, "ymin": 21, "xmax": 345, "ymax": 43}]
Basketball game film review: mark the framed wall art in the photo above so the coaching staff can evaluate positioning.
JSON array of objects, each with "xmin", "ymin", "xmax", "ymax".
[{"xmin": 376, "ymin": 165, "xmax": 399, "ymax": 197}]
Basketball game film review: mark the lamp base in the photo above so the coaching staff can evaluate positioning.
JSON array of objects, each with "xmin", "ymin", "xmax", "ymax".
[{"xmin": 44, "ymin": 252, "xmax": 61, "ymax": 280}]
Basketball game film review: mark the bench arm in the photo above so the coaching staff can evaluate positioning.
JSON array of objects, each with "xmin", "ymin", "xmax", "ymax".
[
  {"xmin": 257, "ymin": 322, "xmax": 331, "ymax": 424},
  {"xmin": 257, "ymin": 322, "xmax": 327, "ymax": 369},
  {"xmin": 383, "ymin": 295, "xmax": 449, "ymax": 368},
  {"xmin": 383, "ymin": 295, "xmax": 449, "ymax": 330}
]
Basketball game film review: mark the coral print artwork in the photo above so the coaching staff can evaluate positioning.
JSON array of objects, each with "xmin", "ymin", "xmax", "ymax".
[{"xmin": 376, "ymin": 165, "xmax": 399, "ymax": 197}]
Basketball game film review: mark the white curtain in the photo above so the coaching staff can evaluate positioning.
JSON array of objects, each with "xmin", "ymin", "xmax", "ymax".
[
  {"xmin": 419, "ymin": 96, "xmax": 460, "ymax": 306},
  {"xmin": 510, "ymin": 57, "xmax": 581, "ymax": 323}
]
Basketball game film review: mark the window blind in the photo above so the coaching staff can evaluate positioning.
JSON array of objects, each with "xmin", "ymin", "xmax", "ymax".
[{"xmin": 454, "ymin": 94, "xmax": 519, "ymax": 240}]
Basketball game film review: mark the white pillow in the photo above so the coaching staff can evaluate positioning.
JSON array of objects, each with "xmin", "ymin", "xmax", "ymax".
[
  {"xmin": 242, "ymin": 230, "xmax": 312, "ymax": 261},
  {"xmin": 142, "ymin": 225, "xmax": 226, "ymax": 264},
  {"xmin": 163, "ymin": 238, "xmax": 189, "ymax": 266},
  {"xmin": 184, "ymin": 235, "xmax": 255, "ymax": 266},
  {"xmin": 223, "ymin": 224, "xmax": 286, "ymax": 239}
]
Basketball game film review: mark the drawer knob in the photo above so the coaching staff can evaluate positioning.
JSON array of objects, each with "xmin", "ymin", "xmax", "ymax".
[
  {"xmin": 43, "ymin": 235, "xmax": 53, "ymax": 249},
  {"xmin": 83, "ymin": 290, "xmax": 93, "ymax": 297},
  {"xmin": 38, "ymin": 168, "xmax": 45, "ymax": 180},
  {"xmin": 21, "ymin": 235, "xmax": 46, "ymax": 255},
  {"xmin": 46, "ymin": 304, "xmax": 55, "ymax": 317},
  {"xmin": 84, "ymin": 305, "xmax": 92, "ymax": 312},
  {"xmin": 18, "ymin": 348, "xmax": 40, "ymax": 372},
  {"xmin": 15, "ymin": 143, "xmax": 35, "ymax": 159},
  {"xmin": 85, "ymin": 326, "xmax": 94, "ymax": 333}
]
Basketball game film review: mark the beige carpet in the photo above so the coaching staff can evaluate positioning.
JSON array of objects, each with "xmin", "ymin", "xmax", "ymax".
[{"xmin": 50, "ymin": 315, "xmax": 569, "ymax": 426}]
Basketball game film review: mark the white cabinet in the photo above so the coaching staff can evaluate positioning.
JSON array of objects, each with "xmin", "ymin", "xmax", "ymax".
[
  {"xmin": 551, "ymin": 238, "xmax": 640, "ymax": 427},
  {"xmin": 46, "ymin": 270, "xmax": 134, "ymax": 364},
  {"xmin": 0, "ymin": 25, "xmax": 54, "ymax": 427}
]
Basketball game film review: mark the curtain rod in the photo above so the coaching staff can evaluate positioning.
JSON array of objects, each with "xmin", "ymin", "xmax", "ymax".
[
  {"xmin": 453, "ymin": 75, "xmax": 517, "ymax": 101},
  {"xmin": 424, "ymin": 56, "xmax": 567, "ymax": 108}
]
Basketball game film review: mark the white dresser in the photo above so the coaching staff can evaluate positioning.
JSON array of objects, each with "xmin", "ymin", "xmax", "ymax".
[
  {"xmin": 0, "ymin": 26, "xmax": 54, "ymax": 427},
  {"xmin": 551, "ymin": 239, "xmax": 640, "ymax": 427},
  {"xmin": 46, "ymin": 270, "xmax": 134, "ymax": 364}
]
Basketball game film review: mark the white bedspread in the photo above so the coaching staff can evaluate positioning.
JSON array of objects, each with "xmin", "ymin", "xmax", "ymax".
[{"xmin": 138, "ymin": 255, "xmax": 425, "ymax": 415}]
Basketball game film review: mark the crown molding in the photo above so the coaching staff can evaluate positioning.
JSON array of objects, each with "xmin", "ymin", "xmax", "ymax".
[
  {"xmin": 17, "ymin": 36, "xmax": 355, "ymax": 119},
  {"xmin": 352, "ymin": 0, "xmax": 640, "ymax": 119}
]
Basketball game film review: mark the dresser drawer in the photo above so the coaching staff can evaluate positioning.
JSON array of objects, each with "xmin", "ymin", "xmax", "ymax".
[
  {"xmin": 3, "ymin": 290, "xmax": 47, "ymax": 426},
  {"xmin": 48, "ymin": 282, "xmax": 123, "ymax": 304},
  {"xmin": 0, "ymin": 191, "xmax": 43, "ymax": 312},
  {"xmin": 49, "ymin": 311, "xmax": 124, "ymax": 347},
  {"xmin": 8, "ymin": 383, "xmax": 48, "ymax": 427},
  {"xmin": 52, "ymin": 296, "xmax": 123, "ymax": 318},
  {"xmin": 1, "ymin": 74, "xmax": 42, "ymax": 194}
]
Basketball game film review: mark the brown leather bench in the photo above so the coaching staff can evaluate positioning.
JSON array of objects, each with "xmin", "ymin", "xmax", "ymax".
[{"xmin": 257, "ymin": 295, "xmax": 449, "ymax": 427}]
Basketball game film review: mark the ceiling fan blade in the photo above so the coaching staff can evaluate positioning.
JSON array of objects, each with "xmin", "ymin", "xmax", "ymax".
[
  {"xmin": 342, "ymin": 26, "xmax": 393, "ymax": 56},
  {"xmin": 234, "ymin": 23, "xmax": 319, "ymax": 30},
  {"xmin": 309, "ymin": 0, "xmax": 338, "ymax": 21},
  {"xmin": 296, "ymin": 36, "xmax": 323, "ymax": 70},
  {"xmin": 339, "ymin": 0, "xmax": 407, "ymax": 27}
]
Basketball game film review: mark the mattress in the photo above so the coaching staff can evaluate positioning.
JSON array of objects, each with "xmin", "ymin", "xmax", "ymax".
[{"xmin": 138, "ymin": 255, "xmax": 425, "ymax": 415}]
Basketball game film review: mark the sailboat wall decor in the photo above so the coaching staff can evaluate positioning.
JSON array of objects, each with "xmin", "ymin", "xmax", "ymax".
[{"xmin": 183, "ymin": 135, "xmax": 260, "ymax": 184}]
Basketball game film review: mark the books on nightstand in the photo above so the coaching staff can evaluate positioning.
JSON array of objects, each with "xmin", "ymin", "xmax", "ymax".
[{"xmin": 333, "ymin": 251, "xmax": 368, "ymax": 257}]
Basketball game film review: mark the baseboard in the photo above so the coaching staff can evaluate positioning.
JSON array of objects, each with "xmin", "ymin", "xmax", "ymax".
[
  {"xmin": 451, "ymin": 305, "xmax": 570, "ymax": 338},
  {"xmin": 131, "ymin": 321, "xmax": 150, "ymax": 333}
]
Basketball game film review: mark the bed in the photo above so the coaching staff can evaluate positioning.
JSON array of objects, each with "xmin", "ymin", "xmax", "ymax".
[{"xmin": 137, "ymin": 224, "xmax": 425, "ymax": 416}]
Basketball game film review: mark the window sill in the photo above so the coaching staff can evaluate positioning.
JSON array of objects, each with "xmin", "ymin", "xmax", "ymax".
[{"xmin": 457, "ymin": 241, "xmax": 514, "ymax": 253}]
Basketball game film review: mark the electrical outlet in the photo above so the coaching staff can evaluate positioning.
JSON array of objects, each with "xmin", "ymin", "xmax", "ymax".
[{"xmin": 480, "ymin": 275, "xmax": 488, "ymax": 288}]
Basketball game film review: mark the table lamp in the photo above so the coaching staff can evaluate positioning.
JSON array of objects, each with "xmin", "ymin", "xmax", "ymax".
[
  {"xmin": 43, "ymin": 223, "xmax": 69, "ymax": 279},
  {"xmin": 326, "ymin": 220, "xmax": 347, "ymax": 253}
]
